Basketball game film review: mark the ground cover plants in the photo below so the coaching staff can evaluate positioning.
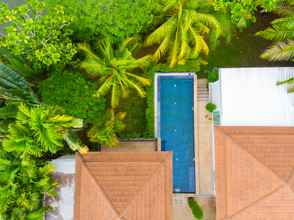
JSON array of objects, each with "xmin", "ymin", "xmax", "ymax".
[{"xmin": 0, "ymin": 0, "xmax": 292, "ymax": 218}]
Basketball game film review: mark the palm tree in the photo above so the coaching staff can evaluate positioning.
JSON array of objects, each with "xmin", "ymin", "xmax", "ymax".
[
  {"xmin": 145, "ymin": 0, "xmax": 221, "ymax": 67},
  {"xmin": 0, "ymin": 64, "xmax": 84, "ymax": 150},
  {"xmin": 257, "ymin": 1, "xmax": 294, "ymax": 62},
  {"xmin": 79, "ymin": 38, "xmax": 151, "ymax": 109},
  {"xmin": 3, "ymin": 103, "xmax": 83, "ymax": 157},
  {"xmin": 277, "ymin": 77, "xmax": 294, "ymax": 93}
]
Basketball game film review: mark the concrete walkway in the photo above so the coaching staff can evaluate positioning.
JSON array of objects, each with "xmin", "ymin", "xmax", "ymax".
[
  {"xmin": 173, "ymin": 195, "xmax": 215, "ymax": 220},
  {"xmin": 197, "ymin": 79, "xmax": 214, "ymax": 194}
]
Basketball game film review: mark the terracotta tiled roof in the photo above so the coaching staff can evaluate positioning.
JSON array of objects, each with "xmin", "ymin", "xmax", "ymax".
[
  {"xmin": 74, "ymin": 152, "xmax": 173, "ymax": 220},
  {"xmin": 215, "ymin": 126, "xmax": 294, "ymax": 220}
]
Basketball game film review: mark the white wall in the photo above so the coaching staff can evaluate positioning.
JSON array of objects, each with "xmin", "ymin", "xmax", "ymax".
[{"xmin": 211, "ymin": 67, "xmax": 294, "ymax": 126}]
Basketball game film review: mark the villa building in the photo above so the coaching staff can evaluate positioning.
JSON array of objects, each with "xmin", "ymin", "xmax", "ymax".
[
  {"xmin": 215, "ymin": 126, "xmax": 294, "ymax": 220},
  {"xmin": 74, "ymin": 152, "xmax": 172, "ymax": 220}
]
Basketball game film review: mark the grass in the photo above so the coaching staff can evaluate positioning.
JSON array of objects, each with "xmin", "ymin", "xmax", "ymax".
[
  {"xmin": 118, "ymin": 91, "xmax": 147, "ymax": 139},
  {"xmin": 207, "ymin": 12, "xmax": 293, "ymax": 68}
]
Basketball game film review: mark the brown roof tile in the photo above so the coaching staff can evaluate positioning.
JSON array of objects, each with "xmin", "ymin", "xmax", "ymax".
[
  {"xmin": 74, "ymin": 152, "xmax": 173, "ymax": 220},
  {"xmin": 215, "ymin": 126, "xmax": 294, "ymax": 220}
]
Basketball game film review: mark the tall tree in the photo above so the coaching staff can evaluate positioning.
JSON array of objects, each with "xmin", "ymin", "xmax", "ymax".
[
  {"xmin": 79, "ymin": 38, "xmax": 151, "ymax": 109},
  {"xmin": 257, "ymin": 1, "xmax": 294, "ymax": 62},
  {"xmin": 145, "ymin": 0, "xmax": 221, "ymax": 67}
]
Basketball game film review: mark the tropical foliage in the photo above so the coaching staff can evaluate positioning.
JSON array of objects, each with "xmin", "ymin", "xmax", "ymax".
[
  {"xmin": 40, "ymin": 71, "xmax": 106, "ymax": 124},
  {"xmin": 206, "ymin": 102, "xmax": 217, "ymax": 113},
  {"xmin": 213, "ymin": 0, "xmax": 280, "ymax": 28},
  {"xmin": 0, "ymin": 154, "xmax": 56, "ymax": 220},
  {"xmin": 45, "ymin": 0, "xmax": 158, "ymax": 42},
  {"xmin": 188, "ymin": 197, "xmax": 204, "ymax": 220},
  {"xmin": 145, "ymin": 0, "xmax": 221, "ymax": 67},
  {"xmin": 0, "ymin": 64, "xmax": 38, "ymax": 104},
  {"xmin": 88, "ymin": 111, "xmax": 126, "ymax": 147},
  {"xmin": 3, "ymin": 104, "xmax": 82, "ymax": 156},
  {"xmin": 79, "ymin": 38, "xmax": 151, "ymax": 109},
  {"xmin": 277, "ymin": 77, "xmax": 294, "ymax": 93},
  {"xmin": 0, "ymin": 0, "xmax": 291, "ymax": 217},
  {"xmin": 0, "ymin": 0, "xmax": 76, "ymax": 68},
  {"xmin": 257, "ymin": 6, "xmax": 294, "ymax": 62},
  {"xmin": 0, "ymin": 49, "xmax": 37, "ymax": 78},
  {"xmin": 0, "ymin": 104, "xmax": 83, "ymax": 219}
]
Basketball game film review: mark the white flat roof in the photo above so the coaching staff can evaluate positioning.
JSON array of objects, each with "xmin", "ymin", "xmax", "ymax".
[{"xmin": 211, "ymin": 67, "xmax": 294, "ymax": 126}]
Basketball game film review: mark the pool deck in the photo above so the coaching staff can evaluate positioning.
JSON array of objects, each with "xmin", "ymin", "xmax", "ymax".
[{"xmin": 196, "ymin": 79, "xmax": 214, "ymax": 194}]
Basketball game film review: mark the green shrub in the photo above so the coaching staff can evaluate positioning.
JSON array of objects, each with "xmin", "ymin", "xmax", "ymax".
[
  {"xmin": 213, "ymin": 0, "xmax": 280, "ymax": 29},
  {"xmin": 0, "ymin": 104, "xmax": 82, "ymax": 219},
  {"xmin": 207, "ymin": 67, "xmax": 219, "ymax": 82},
  {"xmin": 40, "ymin": 71, "xmax": 106, "ymax": 125},
  {"xmin": 0, "ymin": 0, "xmax": 77, "ymax": 69},
  {"xmin": 46, "ymin": 0, "xmax": 157, "ymax": 41},
  {"xmin": 206, "ymin": 103, "xmax": 217, "ymax": 113},
  {"xmin": 145, "ymin": 72, "xmax": 155, "ymax": 138},
  {"xmin": 188, "ymin": 197, "xmax": 204, "ymax": 220},
  {"xmin": 88, "ymin": 111, "xmax": 126, "ymax": 147},
  {"xmin": 118, "ymin": 91, "xmax": 147, "ymax": 139},
  {"xmin": 0, "ymin": 155, "xmax": 57, "ymax": 220}
]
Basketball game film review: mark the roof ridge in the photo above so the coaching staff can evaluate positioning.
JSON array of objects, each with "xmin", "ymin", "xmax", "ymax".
[
  {"xmin": 221, "ymin": 129, "xmax": 289, "ymax": 184},
  {"xmin": 80, "ymin": 160, "xmax": 121, "ymax": 219},
  {"xmin": 118, "ymin": 162, "xmax": 165, "ymax": 219},
  {"xmin": 286, "ymin": 168, "xmax": 294, "ymax": 194},
  {"xmin": 228, "ymin": 185, "xmax": 285, "ymax": 219},
  {"xmin": 218, "ymin": 129, "xmax": 286, "ymax": 217}
]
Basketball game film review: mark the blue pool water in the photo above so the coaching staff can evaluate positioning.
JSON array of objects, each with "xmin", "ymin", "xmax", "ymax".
[{"xmin": 157, "ymin": 75, "xmax": 195, "ymax": 193}]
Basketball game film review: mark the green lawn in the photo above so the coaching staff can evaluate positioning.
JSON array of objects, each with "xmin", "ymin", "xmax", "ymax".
[{"xmin": 208, "ymin": 13, "xmax": 293, "ymax": 68}]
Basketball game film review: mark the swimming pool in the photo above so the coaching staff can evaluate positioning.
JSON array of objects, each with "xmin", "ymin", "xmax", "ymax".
[{"xmin": 155, "ymin": 73, "xmax": 196, "ymax": 193}]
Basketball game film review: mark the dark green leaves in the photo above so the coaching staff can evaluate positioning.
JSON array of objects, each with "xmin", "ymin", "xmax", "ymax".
[
  {"xmin": 0, "ymin": 64, "xmax": 38, "ymax": 104},
  {"xmin": 46, "ymin": 0, "xmax": 156, "ymax": 42},
  {"xmin": 213, "ymin": 0, "xmax": 281, "ymax": 29},
  {"xmin": 40, "ymin": 71, "xmax": 106, "ymax": 124},
  {"xmin": 188, "ymin": 197, "xmax": 204, "ymax": 220}
]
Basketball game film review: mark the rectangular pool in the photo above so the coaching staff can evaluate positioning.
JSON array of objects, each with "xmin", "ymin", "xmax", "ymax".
[{"xmin": 155, "ymin": 73, "xmax": 196, "ymax": 193}]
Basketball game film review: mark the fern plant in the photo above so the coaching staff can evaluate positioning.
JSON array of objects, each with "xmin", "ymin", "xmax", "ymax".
[
  {"xmin": 79, "ymin": 38, "xmax": 151, "ymax": 109},
  {"xmin": 145, "ymin": 0, "xmax": 221, "ymax": 67}
]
